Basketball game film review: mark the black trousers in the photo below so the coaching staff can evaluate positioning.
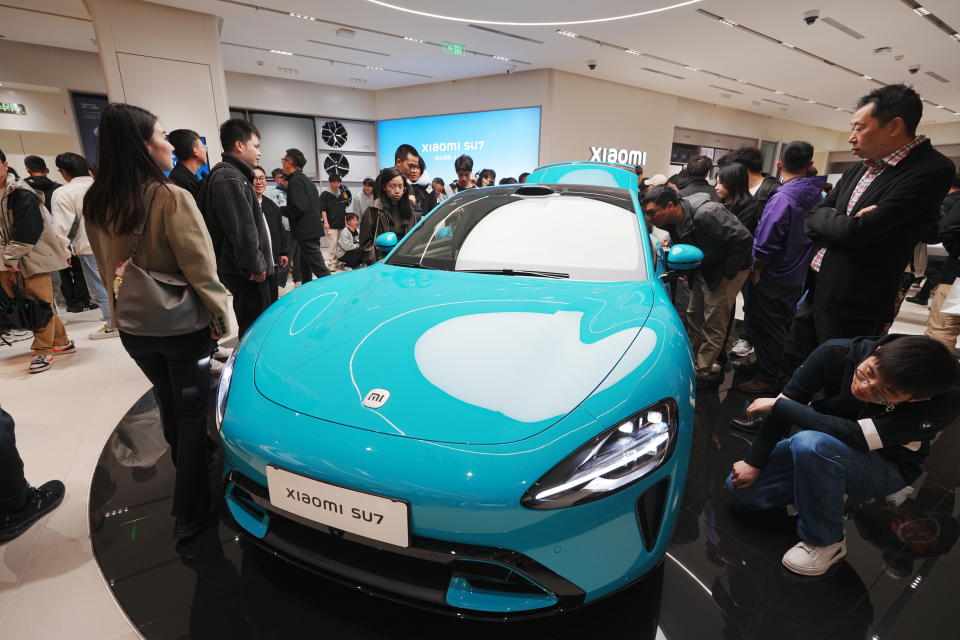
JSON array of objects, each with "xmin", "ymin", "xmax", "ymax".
[
  {"xmin": 267, "ymin": 273, "xmax": 279, "ymax": 303},
  {"xmin": 59, "ymin": 258, "xmax": 91, "ymax": 307},
  {"xmin": 221, "ymin": 273, "xmax": 270, "ymax": 337},
  {"xmin": 0, "ymin": 408, "xmax": 29, "ymax": 514},
  {"xmin": 778, "ymin": 281, "xmax": 885, "ymax": 384},
  {"xmin": 340, "ymin": 248, "xmax": 363, "ymax": 268},
  {"xmin": 297, "ymin": 238, "xmax": 331, "ymax": 282},
  {"xmin": 119, "ymin": 328, "xmax": 212, "ymax": 518},
  {"xmin": 745, "ymin": 279, "xmax": 802, "ymax": 382}
]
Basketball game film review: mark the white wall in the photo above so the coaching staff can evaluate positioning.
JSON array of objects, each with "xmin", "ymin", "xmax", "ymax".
[
  {"xmin": 227, "ymin": 72, "xmax": 376, "ymax": 121},
  {"xmin": 0, "ymin": 87, "xmax": 82, "ymax": 177}
]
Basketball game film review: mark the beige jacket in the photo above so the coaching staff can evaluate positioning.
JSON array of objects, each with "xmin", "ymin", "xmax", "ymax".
[
  {"xmin": 50, "ymin": 176, "xmax": 94, "ymax": 255},
  {"xmin": 85, "ymin": 183, "xmax": 231, "ymax": 337},
  {"xmin": 1, "ymin": 179, "xmax": 71, "ymax": 277}
]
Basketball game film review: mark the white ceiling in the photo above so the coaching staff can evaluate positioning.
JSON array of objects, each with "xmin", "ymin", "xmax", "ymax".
[{"xmin": 1, "ymin": 0, "xmax": 959, "ymax": 131}]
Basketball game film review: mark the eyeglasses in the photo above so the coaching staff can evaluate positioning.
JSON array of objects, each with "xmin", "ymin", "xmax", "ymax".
[
  {"xmin": 253, "ymin": 176, "xmax": 267, "ymax": 182},
  {"xmin": 853, "ymin": 366, "xmax": 890, "ymax": 405}
]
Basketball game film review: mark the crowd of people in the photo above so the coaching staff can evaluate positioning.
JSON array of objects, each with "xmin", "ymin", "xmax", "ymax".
[{"xmin": 1, "ymin": 84, "xmax": 959, "ymax": 581}]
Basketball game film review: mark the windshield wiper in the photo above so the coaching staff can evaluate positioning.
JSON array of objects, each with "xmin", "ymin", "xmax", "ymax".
[
  {"xmin": 390, "ymin": 260, "xmax": 443, "ymax": 270},
  {"xmin": 456, "ymin": 269, "xmax": 570, "ymax": 279}
]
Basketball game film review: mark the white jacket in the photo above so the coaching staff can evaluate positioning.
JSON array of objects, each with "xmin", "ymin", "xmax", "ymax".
[
  {"xmin": 336, "ymin": 227, "xmax": 360, "ymax": 259},
  {"xmin": 50, "ymin": 176, "xmax": 94, "ymax": 255}
]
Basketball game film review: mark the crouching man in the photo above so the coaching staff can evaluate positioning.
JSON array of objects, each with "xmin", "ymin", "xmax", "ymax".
[{"xmin": 726, "ymin": 334, "xmax": 960, "ymax": 576}]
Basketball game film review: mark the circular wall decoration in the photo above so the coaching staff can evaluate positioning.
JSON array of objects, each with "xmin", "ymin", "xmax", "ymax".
[
  {"xmin": 321, "ymin": 120, "xmax": 348, "ymax": 148},
  {"xmin": 324, "ymin": 153, "xmax": 350, "ymax": 179}
]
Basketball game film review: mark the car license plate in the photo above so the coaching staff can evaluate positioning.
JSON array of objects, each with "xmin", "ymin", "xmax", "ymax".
[{"xmin": 266, "ymin": 466, "xmax": 410, "ymax": 547}]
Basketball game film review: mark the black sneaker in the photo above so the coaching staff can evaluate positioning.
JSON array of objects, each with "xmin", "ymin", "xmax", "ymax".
[{"xmin": 0, "ymin": 480, "xmax": 66, "ymax": 543}]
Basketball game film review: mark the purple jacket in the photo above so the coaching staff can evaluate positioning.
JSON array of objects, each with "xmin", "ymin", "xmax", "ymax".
[{"xmin": 753, "ymin": 175, "xmax": 827, "ymax": 286}]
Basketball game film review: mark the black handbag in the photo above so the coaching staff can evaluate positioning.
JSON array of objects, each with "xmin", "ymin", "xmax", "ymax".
[{"xmin": 0, "ymin": 275, "xmax": 54, "ymax": 332}]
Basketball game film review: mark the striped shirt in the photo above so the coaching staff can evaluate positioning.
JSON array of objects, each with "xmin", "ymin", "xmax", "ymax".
[{"xmin": 811, "ymin": 135, "xmax": 927, "ymax": 272}]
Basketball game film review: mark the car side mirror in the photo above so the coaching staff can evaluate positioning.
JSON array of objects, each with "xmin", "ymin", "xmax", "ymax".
[
  {"xmin": 666, "ymin": 244, "xmax": 703, "ymax": 271},
  {"xmin": 375, "ymin": 232, "xmax": 398, "ymax": 254}
]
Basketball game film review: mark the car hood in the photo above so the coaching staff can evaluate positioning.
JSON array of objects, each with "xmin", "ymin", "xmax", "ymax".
[{"xmin": 254, "ymin": 266, "xmax": 657, "ymax": 444}]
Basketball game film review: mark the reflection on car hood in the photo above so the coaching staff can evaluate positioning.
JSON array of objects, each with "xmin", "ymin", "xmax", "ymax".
[{"xmin": 254, "ymin": 266, "xmax": 657, "ymax": 445}]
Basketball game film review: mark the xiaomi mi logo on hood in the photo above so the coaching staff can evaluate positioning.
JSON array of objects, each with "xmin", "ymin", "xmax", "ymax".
[{"xmin": 363, "ymin": 389, "xmax": 391, "ymax": 408}]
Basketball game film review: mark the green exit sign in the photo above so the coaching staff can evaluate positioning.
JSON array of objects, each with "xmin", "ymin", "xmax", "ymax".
[
  {"xmin": 441, "ymin": 41, "xmax": 465, "ymax": 56},
  {"xmin": 0, "ymin": 103, "xmax": 26, "ymax": 115}
]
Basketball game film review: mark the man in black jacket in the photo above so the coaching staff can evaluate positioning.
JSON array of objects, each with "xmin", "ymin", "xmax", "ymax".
[
  {"xmin": 203, "ymin": 119, "xmax": 272, "ymax": 337},
  {"xmin": 394, "ymin": 144, "xmax": 429, "ymax": 214},
  {"xmin": 924, "ymin": 173, "xmax": 960, "ymax": 350},
  {"xmin": 678, "ymin": 155, "xmax": 720, "ymax": 202},
  {"xmin": 778, "ymin": 84, "xmax": 956, "ymax": 382},
  {"xmin": 167, "ymin": 129, "xmax": 207, "ymax": 203},
  {"xmin": 727, "ymin": 335, "xmax": 960, "ymax": 576},
  {"xmin": 642, "ymin": 185, "xmax": 752, "ymax": 379},
  {"xmin": 252, "ymin": 166, "xmax": 289, "ymax": 302},
  {"xmin": 23, "ymin": 156, "xmax": 61, "ymax": 210},
  {"xmin": 281, "ymin": 148, "xmax": 330, "ymax": 282}
]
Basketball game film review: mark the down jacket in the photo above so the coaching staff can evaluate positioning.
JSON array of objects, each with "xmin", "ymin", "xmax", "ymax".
[{"xmin": 1, "ymin": 179, "xmax": 70, "ymax": 277}]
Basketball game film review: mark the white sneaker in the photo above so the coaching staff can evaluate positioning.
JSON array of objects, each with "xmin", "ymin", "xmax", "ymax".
[
  {"xmin": 28, "ymin": 354, "xmax": 53, "ymax": 374},
  {"xmin": 782, "ymin": 538, "xmax": 847, "ymax": 576},
  {"xmin": 89, "ymin": 325, "xmax": 119, "ymax": 340}
]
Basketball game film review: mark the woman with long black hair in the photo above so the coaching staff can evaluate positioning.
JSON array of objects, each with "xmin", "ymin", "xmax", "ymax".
[
  {"xmin": 359, "ymin": 166, "xmax": 419, "ymax": 264},
  {"xmin": 715, "ymin": 162, "xmax": 761, "ymax": 234},
  {"xmin": 84, "ymin": 103, "xmax": 230, "ymax": 540}
]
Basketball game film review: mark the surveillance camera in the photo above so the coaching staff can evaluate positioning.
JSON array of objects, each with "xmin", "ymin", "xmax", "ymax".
[
  {"xmin": 803, "ymin": 9, "xmax": 819, "ymax": 25},
  {"xmin": 908, "ymin": 64, "xmax": 921, "ymax": 74},
  {"xmin": 587, "ymin": 60, "xmax": 598, "ymax": 71}
]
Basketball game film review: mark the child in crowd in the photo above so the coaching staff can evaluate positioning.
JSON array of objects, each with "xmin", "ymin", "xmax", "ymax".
[{"xmin": 336, "ymin": 213, "xmax": 363, "ymax": 269}]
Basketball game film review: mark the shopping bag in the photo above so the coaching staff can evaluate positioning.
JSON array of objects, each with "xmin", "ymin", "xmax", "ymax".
[{"xmin": 942, "ymin": 277, "xmax": 960, "ymax": 315}]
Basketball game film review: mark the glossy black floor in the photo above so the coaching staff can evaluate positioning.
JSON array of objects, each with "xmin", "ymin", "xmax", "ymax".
[{"xmin": 89, "ymin": 360, "xmax": 960, "ymax": 640}]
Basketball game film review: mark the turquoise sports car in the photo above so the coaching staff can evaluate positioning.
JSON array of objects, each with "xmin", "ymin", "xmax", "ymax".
[{"xmin": 216, "ymin": 162, "xmax": 702, "ymax": 618}]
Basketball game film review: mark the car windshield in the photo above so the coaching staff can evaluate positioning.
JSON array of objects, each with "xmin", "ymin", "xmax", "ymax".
[{"xmin": 387, "ymin": 185, "xmax": 647, "ymax": 282}]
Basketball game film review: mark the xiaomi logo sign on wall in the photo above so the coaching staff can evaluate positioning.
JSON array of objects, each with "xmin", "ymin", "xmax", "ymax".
[{"xmin": 589, "ymin": 147, "xmax": 647, "ymax": 166}]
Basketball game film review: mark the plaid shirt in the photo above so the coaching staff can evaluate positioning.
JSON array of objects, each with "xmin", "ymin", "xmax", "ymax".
[{"xmin": 811, "ymin": 135, "xmax": 927, "ymax": 272}]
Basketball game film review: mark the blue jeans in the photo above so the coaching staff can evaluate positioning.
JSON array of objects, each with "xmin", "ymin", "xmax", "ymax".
[
  {"xmin": 78, "ymin": 254, "xmax": 112, "ymax": 328},
  {"xmin": 725, "ymin": 430, "xmax": 907, "ymax": 546}
]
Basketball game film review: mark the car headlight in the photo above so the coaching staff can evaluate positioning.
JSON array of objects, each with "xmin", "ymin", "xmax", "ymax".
[
  {"xmin": 521, "ymin": 399, "xmax": 678, "ymax": 510},
  {"xmin": 215, "ymin": 348, "xmax": 238, "ymax": 431}
]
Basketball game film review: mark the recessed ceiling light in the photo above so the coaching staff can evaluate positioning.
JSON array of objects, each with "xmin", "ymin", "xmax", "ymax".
[
  {"xmin": 780, "ymin": 42, "xmax": 796, "ymax": 49},
  {"xmin": 685, "ymin": 65, "xmax": 701, "ymax": 71},
  {"xmin": 807, "ymin": 99, "xmax": 817, "ymax": 104},
  {"xmin": 289, "ymin": 12, "xmax": 317, "ymax": 21},
  {"xmin": 862, "ymin": 74, "xmax": 872, "ymax": 80},
  {"xmin": 914, "ymin": 7, "xmax": 930, "ymax": 16},
  {"xmin": 936, "ymin": 104, "xmax": 945, "ymax": 109},
  {"xmin": 557, "ymin": 30, "xmax": 578, "ymax": 38},
  {"xmin": 363, "ymin": 0, "xmax": 704, "ymax": 27},
  {"xmin": 625, "ymin": 49, "xmax": 642, "ymax": 55},
  {"xmin": 719, "ymin": 18, "xmax": 737, "ymax": 27},
  {"xmin": 775, "ymin": 90, "xmax": 785, "ymax": 95},
  {"xmin": 403, "ymin": 36, "xmax": 424, "ymax": 43},
  {"xmin": 492, "ymin": 55, "xmax": 510, "ymax": 61},
  {"xmin": 270, "ymin": 49, "xmax": 293, "ymax": 55},
  {"xmin": 366, "ymin": 65, "xmax": 384, "ymax": 71}
]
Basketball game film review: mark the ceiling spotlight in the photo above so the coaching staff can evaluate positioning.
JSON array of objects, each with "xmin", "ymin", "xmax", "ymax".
[
  {"xmin": 913, "ymin": 6, "xmax": 930, "ymax": 16},
  {"xmin": 862, "ymin": 74, "xmax": 873, "ymax": 80},
  {"xmin": 492, "ymin": 55, "xmax": 510, "ymax": 61},
  {"xmin": 289, "ymin": 12, "xmax": 317, "ymax": 20},
  {"xmin": 735, "ymin": 78, "xmax": 747, "ymax": 83},
  {"xmin": 936, "ymin": 104, "xmax": 945, "ymax": 109},
  {"xmin": 625, "ymin": 49, "xmax": 642, "ymax": 55},
  {"xmin": 775, "ymin": 90, "xmax": 785, "ymax": 95},
  {"xmin": 366, "ymin": 65, "xmax": 384, "ymax": 71},
  {"xmin": 557, "ymin": 30, "xmax": 578, "ymax": 38},
  {"xmin": 270, "ymin": 49, "xmax": 293, "ymax": 55},
  {"xmin": 403, "ymin": 36, "xmax": 424, "ymax": 43},
  {"xmin": 719, "ymin": 18, "xmax": 737, "ymax": 27},
  {"xmin": 780, "ymin": 42, "xmax": 796, "ymax": 49},
  {"xmin": 807, "ymin": 99, "xmax": 817, "ymax": 104},
  {"xmin": 685, "ymin": 66, "xmax": 701, "ymax": 71}
]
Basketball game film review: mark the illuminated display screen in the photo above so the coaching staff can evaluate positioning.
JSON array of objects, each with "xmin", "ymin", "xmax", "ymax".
[{"xmin": 376, "ymin": 107, "xmax": 541, "ymax": 183}]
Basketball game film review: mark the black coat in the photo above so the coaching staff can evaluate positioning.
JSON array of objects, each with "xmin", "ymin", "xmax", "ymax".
[
  {"xmin": 754, "ymin": 175, "xmax": 781, "ymax": 213},
  {"xmin": 937, "ymin": 191, "xmax": 960, "ymax": 283},
  {"xmin": 805, "ymin": 139, "xmax": 955, "ymax": 323},
  {"xmin": 678, "ymin": 178, "xmax": 721, "ymax": 202},
  {"xmin": 729, "ymin": 198, "xmax": 761, "ymax": 235},
  {"xmin": 284, "ymin": 170, "xmax": 324, "ymax": 240},
  {"xmin": 202, "ymin": 154, "xmax": 272, "ymax": 277},
  {"xmin": 168, "ymin": 163, "xmax": 201, "ymax": 203},
  {"xmin": 259, "ymin": 196, "xmax": 288, "ymax": 266},
  {"xmin": 23, "ymin": 175, "xmax": 60, "ymax": 211}
]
